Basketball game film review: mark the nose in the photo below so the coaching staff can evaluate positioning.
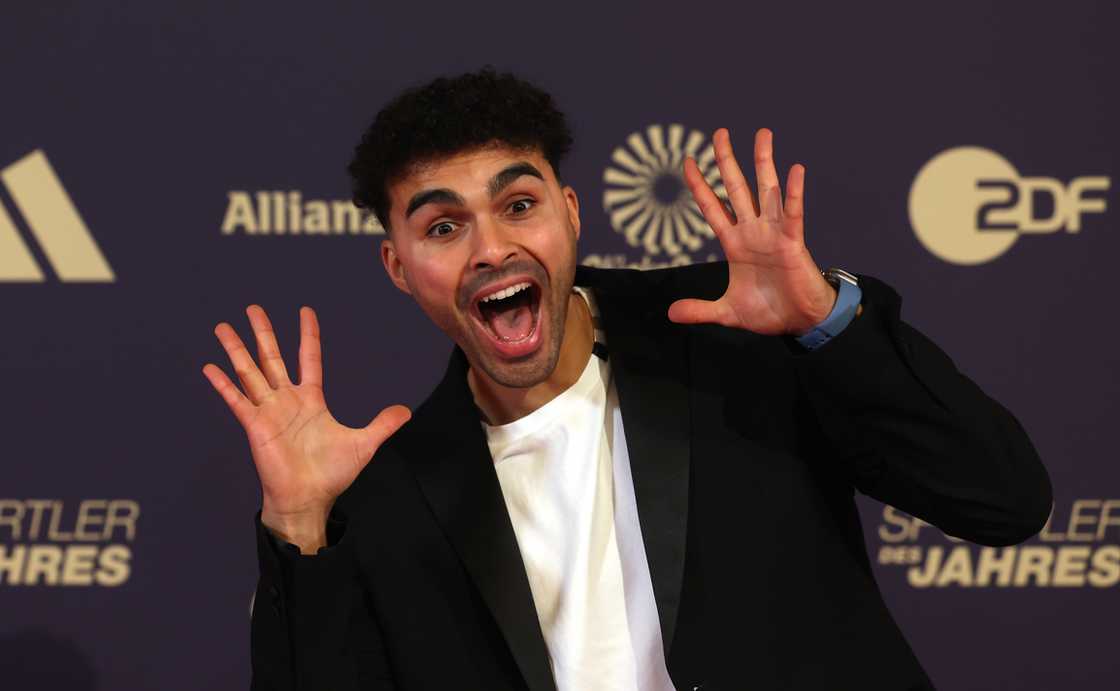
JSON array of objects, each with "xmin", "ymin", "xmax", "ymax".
[{"xmin": 469, "ymin": 214, "xmax": 519, "ymax": 271}]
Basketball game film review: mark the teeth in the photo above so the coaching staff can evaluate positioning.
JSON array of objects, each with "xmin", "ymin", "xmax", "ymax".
[{"xmin": 480, "ymin": 282, "xmax": 531, "ymax": 303}]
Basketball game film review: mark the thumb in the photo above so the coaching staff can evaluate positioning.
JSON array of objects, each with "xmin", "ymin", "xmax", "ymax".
[
  {"xmin": 667, "ymin": 298, "xmax": 733, "ymax": 326},
  {"xmin": 357, "ymin": 404, "xmax": 412, "ymax": 461}
]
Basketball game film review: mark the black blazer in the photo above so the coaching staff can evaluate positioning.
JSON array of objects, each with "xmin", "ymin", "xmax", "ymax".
[{"xmin": 249, "ymin": 261, "xmax": 1052, "ymax": 691}]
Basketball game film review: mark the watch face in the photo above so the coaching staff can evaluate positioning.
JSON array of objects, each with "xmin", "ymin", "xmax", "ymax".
[{"xmin": 824, "ymin": 267, "xmax": 859, "ymax": 287}]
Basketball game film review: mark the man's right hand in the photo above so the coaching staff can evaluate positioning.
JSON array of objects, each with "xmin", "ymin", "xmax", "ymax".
[{"xmin": 202, "ymin": 305, "xmax": 411, "ymax": 554}]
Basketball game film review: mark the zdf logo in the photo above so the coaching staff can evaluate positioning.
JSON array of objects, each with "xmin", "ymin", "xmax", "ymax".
[{"xmin": 908, "ymin": 146, "xmax": 1109, "ymax": 265}]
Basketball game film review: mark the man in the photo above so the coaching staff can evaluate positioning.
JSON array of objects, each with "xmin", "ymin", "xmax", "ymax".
[{"xmin": 202, "ymin": 68, "xmax": 1053, "ymax": 690}]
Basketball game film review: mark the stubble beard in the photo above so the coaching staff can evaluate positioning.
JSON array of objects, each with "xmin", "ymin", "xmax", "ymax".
[{"xmin": 472, "ymin": 260, "xmax": 575, "ymax": 389}]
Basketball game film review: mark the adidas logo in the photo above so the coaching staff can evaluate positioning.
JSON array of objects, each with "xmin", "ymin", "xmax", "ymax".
[{"xmin": 0, "ymin": 150, "xmax": 114, "ymax": 282}]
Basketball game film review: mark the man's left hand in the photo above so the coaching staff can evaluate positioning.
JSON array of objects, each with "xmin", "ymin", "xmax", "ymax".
[{"xmin": 667, "ymin": 127, "xmax": 839, "ymax": 337}]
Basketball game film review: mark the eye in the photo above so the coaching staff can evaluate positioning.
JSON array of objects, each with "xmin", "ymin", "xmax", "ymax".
[
  {"xmin": 509, "ymin": 198, "xmax": 535, "ymax": 215},
  {"xmin": 427, "ymin": 221, "xmax": 455, "ymax": 237}
]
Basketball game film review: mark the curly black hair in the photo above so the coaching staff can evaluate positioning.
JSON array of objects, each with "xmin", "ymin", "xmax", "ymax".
[{"xmin": 347, "ymin": 66, "xmax": 574, "ymax": 234}]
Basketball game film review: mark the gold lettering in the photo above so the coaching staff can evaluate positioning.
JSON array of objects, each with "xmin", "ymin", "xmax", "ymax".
[
  {"xmin": 25, "ymin": 544, "xmax": 63, "ymax": 585},
  {"xmin": 1052, "ymin": 546, "xmax": 1091, "ymax": 587},
  {"xmin": 975, "ymin": 547, "xmax": 1016, "ymax": 587},
  {"xmin": 104, "ymin": 500, "xmax": 140, "ymax": 542},
  {"xmin": 61, "ymin": 545, "xmax": 98, "ymax": 585},
  {"xmin": 304, "ymin": 201, "xmax": 328, "ymax": 233},
  {"xmin": 1098, "ymin": 500, "xmax": 1120, "ymax": 541},
  {"xmin": 288, "ymin": 191, "xmax": 301, "ymax": 233},
  {"xmin": 331, "ymin": 200, "xmax": 359, "ymax": 233},
  {"xmin": 907, "ymin": 545, "xmax": 941, "ymax": 588},
  {"xmin": 1013, "ymin": 546, "xmax": 1053, "ymax": 586},
  {"xmin": 0, "ymin": 544, "xmax": 26, "ymax": 585},
  {"xmin": 1088, "ymin": 546, "xmax": 1120, "ymax": 588},
  {"xmin": 936, "ymin": 546, "xmax": 973, "ymax": 587},
  {"xmin": 95, "ymin": 545, "xmax": 131, "ymax": 586},
  {"xmin": 1016, "ymin": 177, "xmax": 1067, "ymax": 234},
  {"xmin": 1069, "ymin": 500, "xmax": 1101, "ymax": 541},
  {"xmin": 1066, "ymin": 177, "xmax": 1110, "ymax": 232},
  {"xmin": 0, "ymin": 500, "xmax": 24, "ymax": 540},
  {"xmin": 26, "ymin": 499, "xmax": 52, "ymax": 540},
  {"xmin": 75, "ymin": 500, "xmax": 107, "ymax": 541},
  {"xmin": 879, "ymin": 506, "xmax": 914, "ymax": 543},
  {"xmin": 47, "ymin": 500, "xmax": 73, "ymax": 541},
  {"xmin": 273, "ymin": 191, "xmax": 286, "ymax": 233},
  {"xmin": 1038, "ymin": 506, "xmax": 1062, "ymax": 542},
  {"xmin": 362, "ymin": 212, "xmax": 385, "ymax": 234},
  {"xmin": 256, "ymin": 191, "xmax": 271, "ymax": 232},
  {"xmin": 221, "ymin": 191, "xmax": 257, "ymax": 234}
]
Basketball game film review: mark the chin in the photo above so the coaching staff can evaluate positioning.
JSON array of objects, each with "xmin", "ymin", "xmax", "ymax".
[
  {"xmin": 476, "ymin": 347, "xmax": 562, "ymax": 389},
  {"xmin": 467, "ymin": 312, "xmax": 566, "ymax": 388},
  {"xmin": 459, "ymin": 265, "xmax": 571, "ymax": 389}
]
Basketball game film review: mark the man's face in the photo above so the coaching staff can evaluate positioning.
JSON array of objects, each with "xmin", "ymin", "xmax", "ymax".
[{"xmin": 380, "ymin": 143, "xmax": 581, "ymax": 388}]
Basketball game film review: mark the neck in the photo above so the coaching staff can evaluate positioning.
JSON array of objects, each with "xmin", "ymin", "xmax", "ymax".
[{"xmin": 468, "ymin": 291, "xmax": 593, "ymax": 426}]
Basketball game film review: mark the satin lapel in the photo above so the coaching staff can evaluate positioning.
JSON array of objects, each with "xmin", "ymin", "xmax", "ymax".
[
  {"xmin": 402, "ymin": 347, "xmax": 557, "ymax": 691},
  {"xmin": 577, "ymin": 265, "xmax": 692, "ymax": 655}
]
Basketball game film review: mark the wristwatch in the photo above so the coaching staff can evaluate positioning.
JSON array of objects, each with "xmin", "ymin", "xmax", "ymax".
[{"xmin": 794, "ymin": 267, "xmax": 862, "ymax": 350}]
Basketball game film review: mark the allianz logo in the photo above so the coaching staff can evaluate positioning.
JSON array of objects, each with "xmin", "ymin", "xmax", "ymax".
[{"xmin": 221, "ymin": 191, "xmax": 385, "ymax": 235}]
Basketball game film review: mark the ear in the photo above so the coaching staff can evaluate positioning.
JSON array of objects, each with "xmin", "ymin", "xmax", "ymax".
[
  {"xmin": 562, "ymin": 184, "xmax": 581, "ymax": 241},
  {"xmin": 380, "ymin": 238, "xmax": 412, "ymax": 295}
]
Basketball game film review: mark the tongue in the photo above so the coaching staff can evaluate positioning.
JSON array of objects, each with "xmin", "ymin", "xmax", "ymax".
[{"xmin": 488, "ymin": 303, "xmax": 533, "ymax": 341}]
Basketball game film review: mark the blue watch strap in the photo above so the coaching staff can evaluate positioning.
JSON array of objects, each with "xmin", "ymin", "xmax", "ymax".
[{"xmin": 794, "ymin": 274, "xmax": 862, "ymax": 350}]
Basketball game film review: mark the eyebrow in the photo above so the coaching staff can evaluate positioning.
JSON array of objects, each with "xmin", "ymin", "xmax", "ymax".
[{"xmin": 404, "ymin": 162, "xmax": 545, "ymax": 219}]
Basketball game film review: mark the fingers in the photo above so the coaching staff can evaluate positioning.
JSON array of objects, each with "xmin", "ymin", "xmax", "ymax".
[
  {"xmin": 246, "ymin": 305, "xmax": 292, "ymax": 388},
  {"xmin": 201, "ymin": 362, "xmax": 257, "ymax": 427},
  {"xmin": 683, "ymin": 156, "xmax": 735, "ymax": 231},
  {"xmin": 207, "ymin": 305, "xmax": 322, "ymax": 408},
  {"xmin": 712, "ymin": 128, "xmax": 759, "ymax": 220},
  {"xmin": 212, "ymin": 321, "xmax": 273, "ymax": 404},
  {"xmin": 361, "ymin": 404, "xmax": 412, "ymax": 454},
  {"xmin": 784, "ymin": 163, "xmax": 806, "ymax": 226},
  {"xmin": 754, "ymin": 128, "xmax": 783, "ymax": 221},
  {"xmin": 667, "ymin": 298, "xmax": 737, "ymax": 328},
  {"xmin": 298, "ymin": 306, "xmax": 323, "ymax": 388}
]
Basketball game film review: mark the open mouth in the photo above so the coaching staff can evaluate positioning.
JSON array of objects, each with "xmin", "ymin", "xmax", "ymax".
[{"xmin": 472, "ymin": 280, "xmax": 543, "ymax": 358}]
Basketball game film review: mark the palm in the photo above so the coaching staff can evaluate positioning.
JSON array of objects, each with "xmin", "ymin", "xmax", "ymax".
[
  {"xmin": 668, "ymin": 128, "xmax": 836, "ymax": 336},
  {"xmin": 203, "ymin": 305, "xmax": 410, "ymax": 521},
  {"xmin": 243, "ymin": 378, "xmax": 380, "ymax": 516}
]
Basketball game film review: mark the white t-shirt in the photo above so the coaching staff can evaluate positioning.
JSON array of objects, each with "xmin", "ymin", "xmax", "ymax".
[{"xmin": 482, "ymin": 287, "xmax": 676, "ymax": 691}]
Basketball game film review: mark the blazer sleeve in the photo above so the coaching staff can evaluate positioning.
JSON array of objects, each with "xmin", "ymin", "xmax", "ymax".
[
  {"xmin": 780, "ymin": 272, "xmax": 1053, "ymax": 547},
  {"xmin": 250, "ymin": 509, "xmax": 396, "ymax": 690}
]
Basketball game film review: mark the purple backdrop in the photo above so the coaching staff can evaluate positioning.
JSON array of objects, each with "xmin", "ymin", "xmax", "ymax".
[{"xmin": 2, "ymin": 2, "xmax": 1116, "ymax": 688}]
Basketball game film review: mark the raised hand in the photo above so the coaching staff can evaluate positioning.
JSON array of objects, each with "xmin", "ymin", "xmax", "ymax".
[
  {"xmin": 202, "ymin": 305, "xmax": 410, "ymax": 553},
  {"xmin": 668, "ymin": 128, "xmax": 842, "ymax": 336}
]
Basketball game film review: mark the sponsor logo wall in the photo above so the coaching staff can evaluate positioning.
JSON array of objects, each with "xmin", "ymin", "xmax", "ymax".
[{"xmin": 3, "ymin": 3, "xmax": 1117, "ymax": 689}]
